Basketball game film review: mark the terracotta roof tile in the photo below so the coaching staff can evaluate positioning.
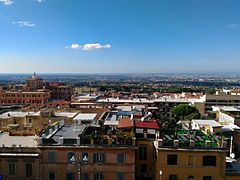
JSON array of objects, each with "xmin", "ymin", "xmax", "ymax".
[
  {"xmin": 118, "ymin": 117, "xmax": 134, "ymax": 129},
  {"xmin": 135, "ymin": 120, "xmax": 160, "ymax": 130}
]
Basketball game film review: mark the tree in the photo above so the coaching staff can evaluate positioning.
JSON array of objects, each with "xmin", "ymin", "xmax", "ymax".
[{"xmin": 171, "ymin": 104, "xmax": 201, "ymax": 129}]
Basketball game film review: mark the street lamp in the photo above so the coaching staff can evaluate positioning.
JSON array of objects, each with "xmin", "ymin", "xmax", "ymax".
[
  {"xmin": 70, "ymin": 154, "xmax": 88, "ymax": 180},
  {"xmin": 159, "ymin": 170, "xmax": 163, "ymax": 180}
]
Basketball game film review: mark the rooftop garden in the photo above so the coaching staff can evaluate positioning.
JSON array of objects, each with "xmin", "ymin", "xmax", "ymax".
[
  {"xmin": 160, "ymin": 129, "xmax": 227, "ymax": 148},
  {"xmin": 79, "ymin": 126, "xmax": 134, "ymax": 146}
]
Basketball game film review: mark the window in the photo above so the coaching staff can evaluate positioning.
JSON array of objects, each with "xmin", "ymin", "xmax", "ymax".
[
  {"xmin": 48, "ymin": 151, "xmax": 56, "ymax": 164},
  {"xmin": 117, "ymin": 172, "xmax": 124, "ymax": 180},
  {"xmin": 67, "ymin": 152, "xmax": 75, "ymax": 164},
  {"xmin": 203, "ymin": 176, "xmax": 212, "ymax": 180},
  {"xmin": 82, "ymin": 152, "xmax": 89, "ymax": 164},
  {"xmin": 139, "ymin": 147, "xmax": 147, "ymax": 160},
  {"xmin": 94, "ymin": 172, "xmax": 103, "ymax": 180},
  {"xmin": 93, "ymin": 153, "xmax": 105, "ymax": 164},
  {"xmin": 188, "ymin": 176, "xmax": 194, "ymax": 180},
  {"xmin": 188, "ymin": 155, "xmax": 195, "ymax": 166},
  {"xmin": 169, "ymin": 175, "xmax": 177, "ymax": 180},
  {"xmin": 167, "ymin": 154, "xmax": 178, "ymax": 165},
  {"xmin": 26, "ymin": 163, "xmax": 32, "ymax": 177},
  {"xmin": 49, "ymin": 172, "xmax": 55, "ymax": 180},
  {"xmin": 66, "ymin": 173, "xmax": 74, "ymax": 180},
  {"xmin": 8, "ymin": 163, "xmax": 16, "ymax": 175},
  {"xmin": 202, "ymin": 156, "xmax": 216, "ymax": 166},
  {"xmin": 82, "ymin": 173, "xmax": 89, "ymax": 180},
  {"xmin": 141, "ymin": 164, "xmax": 147, "ymax": 173},
  {"xmin": 117, "ymin": 153, "xmax": 124, "ymax": 164}
]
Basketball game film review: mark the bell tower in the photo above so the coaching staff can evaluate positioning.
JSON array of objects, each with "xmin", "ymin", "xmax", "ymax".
[{"xmin": 26, "ymin": 72, "xmax": 43, "ymax": 90}]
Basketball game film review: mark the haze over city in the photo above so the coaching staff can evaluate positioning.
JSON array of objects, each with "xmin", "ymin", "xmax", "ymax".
[
  {"xmin": 1, "ymin": 0, "xmax": 240, "ymax": 73},
  {"xmin": 2, "ymin": 1, "xmax": 240, "ymax": 180}
]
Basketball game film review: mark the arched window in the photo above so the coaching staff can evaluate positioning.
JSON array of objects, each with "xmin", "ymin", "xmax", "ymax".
[{"xmin": 67, "ymin": 152, "xmax": 75, "ymax": 164}]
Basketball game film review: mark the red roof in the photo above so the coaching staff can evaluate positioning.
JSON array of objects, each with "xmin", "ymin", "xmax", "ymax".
[
  {"xmin": 134, "ymin": 120, "xmax": 160, "ymax": 130},
  {"xmin": 118, "ymin": 118, "xmax": 134, "ymax": 129}
]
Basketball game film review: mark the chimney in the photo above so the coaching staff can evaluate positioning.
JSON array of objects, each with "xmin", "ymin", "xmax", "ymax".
[
  {"xmin": 174, "ymin": 139, "xmax": 179, "ymax": 147},
  {"xmin": 59, "ymin": 137, "xmax": 64, "ymax": 145},
  {"xmin": 132, "ymin": 137, "xmax": 136, "ymax": 146},
  {"xmin": 49, "ymin": 128, "xmax": 53, "ymax": 135},
  {"xmin": 77, "ymin": 137, "xmax": 80, "ymax": 145},
  {"xmin": 38, "ymin": 137, "xmax": 43, "ymax": 145},
  {"xmin": 158, "ymin": 139, "xmax": 163, "ymax": 147},
  {"xmin": 42, "ymin": 134, "xmax": 46, "ymax": 138},
  {"xmin": 144, "ymin": 132, "xmax": 147, "ymax": 139},
  {"xmin": 130, "ymin": 114, "xmax": 134, "ymax": 120}
]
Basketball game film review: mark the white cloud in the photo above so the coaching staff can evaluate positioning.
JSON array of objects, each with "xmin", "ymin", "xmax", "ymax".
[
  {"xmin": 0, "ymin": 0, "xmax": 13, "ymax": 5},
  {"xmin": 12, "ymin": 21, "xmax": 36, "ymax": 27},
  {"xmin": 66, "ymin": 43, "xmax": 111, "ymax": 51},
  {"xmin": 35, "ymin": 0, "xmax": 45, "ymax": 3},
  {"xmin": 227, "ymin": 23, "xmax": 239, "ymax": 29}
]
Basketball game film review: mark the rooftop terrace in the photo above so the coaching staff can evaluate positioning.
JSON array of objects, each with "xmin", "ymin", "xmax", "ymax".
[{"xmin": 159, "ymin": 129, "xmax": 227, "ymax": 149}]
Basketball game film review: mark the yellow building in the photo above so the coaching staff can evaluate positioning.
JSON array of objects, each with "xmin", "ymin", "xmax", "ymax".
[
  {"xmin": 154, "ymin": 144, "xmax": 226, "ymax": 180},
  {"xmin": 154, "ymin": 129, "xmax": 228, "ymax": 180}
]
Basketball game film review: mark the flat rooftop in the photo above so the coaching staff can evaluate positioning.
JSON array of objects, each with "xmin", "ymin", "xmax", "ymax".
[
  {"xmin": 52, "ymin": 125, "xmax": 85, "ymax": 142},
  {"xmin": 97, "ymin": 98, "xmax": 153, "ymax": 104},
  {"xmin": 193, "ymin": 119, "xmax": 223, "ymax": 128},
  {"xmin": 73, "ymin": 113, "xmax": 97, "ymax": 121},
  {"xmin": 154, "ymin": 97, "xmax": 189, "ymax": 103},
  {"xmin": 220, "ymin": 106, "xmax": 240, "ymax": 112},
  {"xmin": 160, "ymin": 129, "xmax": 224, "ymax": 148},
  {"xmin": 0, "ymin": 111, "xmax": 39, "ymax": 119},
  {"xmin": 54, "ymin": 112, "xmax": 78, "ymax": 118},
  {"xmin": 0, "ymin": 133, "xmax": 38, "ymax": 147}
]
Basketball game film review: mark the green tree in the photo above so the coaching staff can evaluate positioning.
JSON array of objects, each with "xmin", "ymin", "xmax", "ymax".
[
  {"xmin": 171, "ymin": 104, "xmax": 201, "ymax": 129},
  {"xmin": 171, "ymin": 104, "xmax": 200, "ymax": 120}
]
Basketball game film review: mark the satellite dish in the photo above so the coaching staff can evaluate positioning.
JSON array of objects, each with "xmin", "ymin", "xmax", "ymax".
[{"xmin": 230, "ymin": 153, "xmax": 235, "ymax": 159}]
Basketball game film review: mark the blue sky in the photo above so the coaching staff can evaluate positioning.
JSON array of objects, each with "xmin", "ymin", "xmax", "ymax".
[{"xmin": 0, "ymin": 0, "xmax": 240, "ymax": 73}]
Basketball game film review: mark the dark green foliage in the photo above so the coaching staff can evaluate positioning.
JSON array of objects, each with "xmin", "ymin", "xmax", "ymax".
[{"xmin": 171, "ymin": 104, "xmax": 201, "ymax": 121}]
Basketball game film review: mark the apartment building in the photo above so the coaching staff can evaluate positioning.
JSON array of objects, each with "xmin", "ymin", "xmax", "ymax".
[
  {"xmin": 45, "ymin": 83, "xmax": 72, "ymax": 100},
  {"xmin": 38, "ymin": 120, "xmax": 136, "ymax": 180},
  {"xmin": 0, "ymin": 73, "xmax": 51, "ymax": 107},
  {"xmin": 154, "ymin": 129, "xmax": 228, "ymax": 180},
  {"xmin": 0, "ymin": 133, "xmax": 39, "ymax": 180},
  {"xmin": 154, "ymin": 146, "xmax": 226, "ymax": 180},
  {"xmin": 153, "ymin": 98, "xmax": 190, "ymax": 123},
  {"xmin": 204, "ymin": 94, "xmax": 240, "ymax": 113},
  {"xmin": 0, "ymin": 73, "xmax": 73, "ymax": 107}
]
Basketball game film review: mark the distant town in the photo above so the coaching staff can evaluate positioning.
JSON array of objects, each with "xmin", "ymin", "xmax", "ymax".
[{"xmin": 0, "ymin": 72, "xmax": 240, "ymax": 180}]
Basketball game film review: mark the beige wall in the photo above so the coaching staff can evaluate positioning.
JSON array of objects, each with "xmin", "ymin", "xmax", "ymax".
[
  {"xmin": 40, "ymin": 146, "xmax": 136, "ymax": 180},
  {"xmin": 194, "ymin": 102, "xmax": 205, "ymax": 116},
  {"xmin": 136, "ymin": 140, "xmax": 156, "ymax": 180},
  {"xmin": 155, "ymin": 148, "xmax": 226, "ymax": 180},
  {"xmin": 226, "ymin": 174, "xmax": 240, "ymax": 180},
  {"xmin": 0, "ymin": 147, "xmax": 39, "ymax": 180}
]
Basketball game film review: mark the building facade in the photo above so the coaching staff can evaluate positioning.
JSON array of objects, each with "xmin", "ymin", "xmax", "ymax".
[
  {"xmin": 154, "ymin": 146, "xmax": 226, "ymax": 180},
  {"xmin": 40, "ymin": 146, "xmax": 136, "ymax": 180}
]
